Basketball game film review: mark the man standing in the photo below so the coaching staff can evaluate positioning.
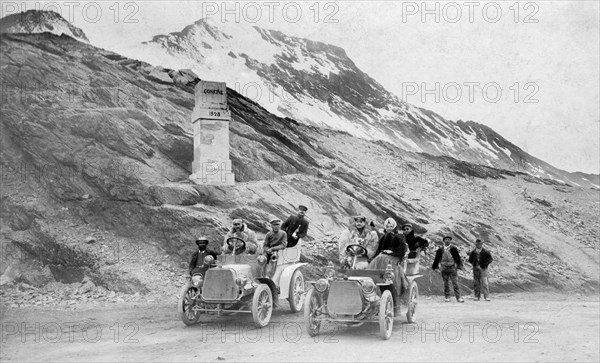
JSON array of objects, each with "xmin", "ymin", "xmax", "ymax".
[
  {"xmin": 468, "ymin": 239, "xmax": 493, "ymax": 301},
  {"xmin": 432, "ymin": 236, "xmax": 465, "ymax": 303},
  {"xmin": 402, "ymin": 223, "xmax": 429, "ymax": 258},
  {"xmin": 281, "ymin": 205, "xmax": 310, "ymax": 248}
]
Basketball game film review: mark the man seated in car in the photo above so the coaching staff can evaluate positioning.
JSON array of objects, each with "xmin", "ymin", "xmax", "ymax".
[
  {"xmin": 338, "ymin": 216, "xmax": 379, "ymax": 269},
  {"xmin": 222, "ymin": 219, "xmax": 259, "ymax": 255},
  {"xmin": 189, "ymin": 236, "xmax": 218, "ymax": 276},
  {"xmin": 262, "ymin": 218, "xmax": 288, "ymax": 276}
]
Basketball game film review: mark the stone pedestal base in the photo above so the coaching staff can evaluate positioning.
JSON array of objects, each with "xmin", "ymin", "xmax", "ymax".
[{"xmin": 190, "ymin": 159, "xmax": 235, "ymax": 185}]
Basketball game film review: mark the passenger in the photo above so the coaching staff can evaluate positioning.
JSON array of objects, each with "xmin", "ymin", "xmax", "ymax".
[
  {"xmin": 402, "ymin": 223, "xmax": 429, "ymax": 259},
  {"xmin": 339, "ymin": 216, "xmax": 378, "ymax": 269},
  {"xmin": 368, "ymin": 218, "xmax": 407, "ymax": 270},
  {"xmin": 263, "ymin": 219, "xmax": 287, "ymax": 262},
  {"xmin": 368, "ymin": 218, "xmax": 408, "ymax": 295},
  {"xmin": 188, "ymin": 236, "xmax": 218, "ymax": 276},
  {"xmin": 223, "ymin": 219, "xmax": 258, "ymax": 255},
  {"xmin": 281, "ymin": 205, "xmax": 310, "ymax": 248},
  {"xmin": 262, "ymin": 218, "xmax": 287, "ymax": 277}
]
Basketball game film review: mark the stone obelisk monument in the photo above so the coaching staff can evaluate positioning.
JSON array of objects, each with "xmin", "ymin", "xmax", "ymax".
[{"xmin": 189, "ymin": 81, "xmax": 235, "ymax": 185}]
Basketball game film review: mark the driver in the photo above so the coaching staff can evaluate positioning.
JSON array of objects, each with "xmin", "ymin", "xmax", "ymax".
[
  {"xmin": 189, "ymin": 236, "xmax": 218, "ymax": 276},
  {"xmin": 222, "ymin": 219, "xmax": 258, "ymax": 255},
  {"xmin": 338, "ymin": 216, "xmax": 378, "ymax": 269}
]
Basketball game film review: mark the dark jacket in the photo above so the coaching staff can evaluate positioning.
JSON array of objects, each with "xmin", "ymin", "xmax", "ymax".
[
  {"xmin": 281, "ymin": 214, "xmax": 309, "ymax": 247},
  {"xmin": 468, "ymin": 248, "xmax": 493, "ymax": 269},
  {"xmin": 188, "ymin": 249, "xmax": 218, "ymax": 274},
  {"xmin": 375, "ymin": 230, "xmax": 407, "ymax": 261},
  {"xmin": 405, "ymin": 231, "xmax": 429, "ymax": 252},
  {"xmin": 432, "ymin": 245, "xmax": 463, "ymax": 270}
]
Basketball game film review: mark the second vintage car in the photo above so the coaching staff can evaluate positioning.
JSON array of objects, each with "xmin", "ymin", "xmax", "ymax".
[{"xmin": 304, "ymin": 244, "xmax": 421, "ymax": 340}]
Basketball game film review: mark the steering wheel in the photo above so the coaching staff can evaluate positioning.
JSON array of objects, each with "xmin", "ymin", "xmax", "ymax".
[
  {"xmin": 226, "ymin": 237, "xmax": 246, "ymax": 254},
  {"xmin": 346, "ymin": 244, "xmax": 368, "ymax": 257}
]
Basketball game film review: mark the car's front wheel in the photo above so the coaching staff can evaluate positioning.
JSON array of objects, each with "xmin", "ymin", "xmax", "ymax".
[
  {"xmin": 178, "ymin": 282, "xmax": 201, "ymax": 326},
  {"xmin": 304, "ymin": 288, "xmax": 321, "ymax": 337},
  {"xmin": 252, "ymin": 284, "xmax": 273, "ymax": 328},
  {"xmin": 379, "ymin": 289, "xmax": 394, "ymax": 340}
]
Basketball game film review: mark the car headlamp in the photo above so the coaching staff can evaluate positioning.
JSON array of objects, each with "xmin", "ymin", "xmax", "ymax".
[
  {"xmin": 361, "ymin": 279, "xmax": 376, "ymax": 295},
  {"xmin": 191, "ymin": 274, "xmax": 204, "ymax": 286},
  {"xmin": 315, "ymin": 278, "xmax": 329, "ymax": 293},
  {"xmin": 203, "ymin": 255, "xmax": 214, "ymax": 266},
  {"xmin": 235, "ymin": 276, "xmax": 248, "ymax": 287}
]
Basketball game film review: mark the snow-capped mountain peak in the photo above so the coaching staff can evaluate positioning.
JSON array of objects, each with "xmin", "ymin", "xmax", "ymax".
[
  {"xmin": 132, "ymin": 17, "xmax": 596, "ymax": 188},
  {"xmin": 0, "ymin": 10, "xmax": 89, "ymax": 43}
]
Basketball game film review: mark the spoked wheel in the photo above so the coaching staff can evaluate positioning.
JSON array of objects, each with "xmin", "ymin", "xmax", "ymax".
[
  {"xmin": 304, "ymin": 288, "xmax": 321, "ymax": 337},
  {"xmin": 178, "ymin": 283, "xmax": 201, "ymax": 326},
  {"xmin": 379, "ymin": 290, "xmax": 394, "ymax": 340},
  {"xmin": 288, "ymin": 270, "xmax": 305, "ymax": 313},
  {"xmin": 406, "ymin": 281, "xmax": 419, "ymax": 323},
  {"xmin": 252, "ymin": 284, "xmax": 273, "ymax": 328}
]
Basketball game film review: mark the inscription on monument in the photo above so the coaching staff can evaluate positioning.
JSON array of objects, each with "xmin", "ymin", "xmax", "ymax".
[{"xmin": 189, "ymin": 81, "xmax": 235, "ymax": 185}]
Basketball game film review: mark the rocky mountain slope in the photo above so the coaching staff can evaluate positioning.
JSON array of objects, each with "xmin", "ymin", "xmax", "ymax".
[
  {"xmin": 138, "ymin": 17, "xmax": 598, "ymax": 189},
  {"xmin": 1, "ymin": 30, "xmax": 598, "ymax": 308}
]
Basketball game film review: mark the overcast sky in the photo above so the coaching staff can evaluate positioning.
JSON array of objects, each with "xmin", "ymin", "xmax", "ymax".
[{"xmin": 7, "ymin": 1, "xmax": 599, "ymax": 173}]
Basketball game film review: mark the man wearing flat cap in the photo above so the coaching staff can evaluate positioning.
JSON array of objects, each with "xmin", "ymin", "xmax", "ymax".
[
  {"xmin": 189, "ymin": 236, "xmax": 218, "ymax": 276},
  {"xmin": 281, "ymin": 205, "xmax": 310, "ymax": 248},
  {"xmin": 263, "ymin": 219, "xmax": 287, "ymax": 259},
  {"xmin": 263, "ymin": 219, "xmax": 288, "ymax": 276},
  {"xmin": 432, "ymin": 236, "xmax": 465, "ymax": 303},
  {"xmin": 468, "ymin": 239, "xmax": 493, "ymax": 301}
]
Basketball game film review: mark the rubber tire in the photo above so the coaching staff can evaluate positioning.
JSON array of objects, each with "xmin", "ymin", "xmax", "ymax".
[
  {"xmin": 178, "ymin": 282, "xmax": 201, "ymax": 326},
  {"xmin": 304, "ymin": 288, "xmax": 321, "ymax": 337},
  {"xmin": 406, "ymin": 281, "xmax": 419, "ymax": 323},
  {"xmin": 379, "ymin": 290, "xmax": 394, "ymax": 340},
  {"xmin": 288, "ymin": 270, "xmax": 305, "ymax": 313},
  {"xmin": 252, "ymin": 284, "xmax": 273, "ymax": 328}
]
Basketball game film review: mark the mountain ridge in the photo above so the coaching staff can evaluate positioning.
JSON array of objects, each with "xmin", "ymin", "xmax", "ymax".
[{"xmin": 139, "ymin": 16, "xmax": 598, "ymax": 188}]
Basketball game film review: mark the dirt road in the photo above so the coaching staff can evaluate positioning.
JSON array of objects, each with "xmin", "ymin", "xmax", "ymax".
[{"xmin": 1, "ymin": 292, "xmax": 598, "ymax": 362}]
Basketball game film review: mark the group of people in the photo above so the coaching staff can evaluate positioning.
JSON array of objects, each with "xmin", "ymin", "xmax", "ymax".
[
  {"xmin": 188, "ymin": 205, "xmax": 310, "ymax": 276},
  {"xmin": 432, "ymin": 236, "xmax": 493, "ymax": 302},
  {"xmin": 189, "ymin": 207, "xmax": 493, "ymax": 301},
  {"xmin": 339, "ymin": 216, "xmax": 493, "ymax": 301}
]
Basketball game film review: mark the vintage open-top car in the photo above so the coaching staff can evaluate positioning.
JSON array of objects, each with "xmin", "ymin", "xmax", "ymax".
[
  {"xmin": 304, "ymin": 244, "xmax": 421, "ymax": 339},
  {"xmin": 178, "ymin": 236, "xmax": 306, "ymax": 327}
]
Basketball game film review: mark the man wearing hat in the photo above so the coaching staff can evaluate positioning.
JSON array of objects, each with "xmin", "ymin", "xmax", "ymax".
[
  {"xmin": 281, "ymin": 205, "xmax": 310, "ymax": 248},
  {"xmin": 262, "ymin": 219, "xmax": 288, "ymax": 276},
  {"xmin": 432, "ymin": 236, "xmax": 465, "ymax": 303},
  {"xmin": 338, "ymin": 215, "xmax": 379, "ymax": 269},
  {"xmin": 468, "ymin": 239, "xmax": 493, "ymax": 301},
  {"xmin": 402, "ymin": 223, "xmax": 429, "ymax": 259},
  {"xmin": 263, "ymin": 219, "xmax": 287, "ymax": 259},
  {"xmin": 188, "ymin": 236, "xmax": 218, "ymax": 276},
  {"xmin": 223, "ymin": 219, "xmax": 258, "ymax": 255}
]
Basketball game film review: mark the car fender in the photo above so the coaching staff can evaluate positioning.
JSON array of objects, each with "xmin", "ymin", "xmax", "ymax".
[{"xmin": 277, "ymin": 263, "xmax": 307, "ymax": 298}]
